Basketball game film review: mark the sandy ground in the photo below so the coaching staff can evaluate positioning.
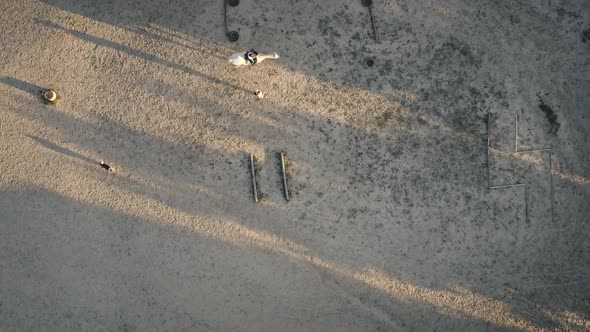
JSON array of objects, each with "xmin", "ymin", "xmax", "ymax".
[{"xmin": 1, "ymin": 0, "xmax": 589, "ymax": 331}]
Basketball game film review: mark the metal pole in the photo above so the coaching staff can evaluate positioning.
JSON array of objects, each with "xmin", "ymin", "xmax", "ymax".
[
  {"xmin": 489, "ymin": 183, "xmax": 526, "ymax": 190},
  {"xmin": 487, "ymin": 112, "xmax": 491, "ymax": 188},
  {"xmin": 368, "ymin": 6, "xmax": 379, "ymax": 43},
  {"xmin": 514, "ymin": 148, "xmax": 552, "ymax": 154},
  {"xmin": 279, "ymin": 152, "xmax": 289, "ymax": 202},
  {"xmin": 250, "ymin": 154, "xmax": 259, "ymax": 203},
  {"xmin": 525, "ymin": 185, "xmax": 529, "ymax": 223},
  {"xmin": 515, "ymin": 113, "xmax": 519, "ymax": 152},
  {"xmin": 223, "ymin": 0, "xmax": 228, "ymax": 35},
  {"xmin": 549, "ymin": 150, "xmax": 554, "ymax": 222}
]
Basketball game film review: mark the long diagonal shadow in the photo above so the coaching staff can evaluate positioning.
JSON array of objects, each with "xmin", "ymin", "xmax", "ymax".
[
  {"xmin": 1, "ymin": 186, "xmax": 528, "ymax": 331},
  {"xmin": 0, "ymin": 77, "xmax": 45, "ymax": 97},
  {"xmin": 34, "ymin": 19, "xmax": 253, "ymax": 95},
  {"xmin": 26, "ymin": 134, "xmax": 97, "ymax": 165},
  {"xmin": 122, "ymin": 25, "xmax": 226, "ymax": 60}
]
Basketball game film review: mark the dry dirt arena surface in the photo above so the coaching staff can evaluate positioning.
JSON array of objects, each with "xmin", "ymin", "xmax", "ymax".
[{"xmin": 1, "ymin": 0, "xmax": 589, "ymax": 331}]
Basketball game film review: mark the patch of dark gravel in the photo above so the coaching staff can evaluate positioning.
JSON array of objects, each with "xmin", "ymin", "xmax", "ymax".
[{"xmin": 537, "ymin": 96, "xmax": 560, "ymax": 135}]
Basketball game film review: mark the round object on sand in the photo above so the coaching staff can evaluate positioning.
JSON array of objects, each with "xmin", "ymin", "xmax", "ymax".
[
  {"xmin": 228, "ymin": 0, "xmax": 239, "ymax": 7},
  {"xmin": 362, "ymin": 0, "xmax": 373, "ymax": 7},
  {"xmin": 365, "ymin": 58, "xmax": 374, "ymax": 67},
  {"xmin": 43, "ymin": 90, "xmax": 57, "ymax": 102},
  {"xmin": 227, "ymin": 31, "xmax": 239, "ymax": 42},
  {"xmin": 255, "ymin": 90, "xmax": 264, "ymax": 99}
]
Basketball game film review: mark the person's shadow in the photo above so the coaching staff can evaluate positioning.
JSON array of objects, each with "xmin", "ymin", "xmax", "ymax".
[{"xmin": 26, "ymin": 134, "xmax": 98, "ymax": 166}]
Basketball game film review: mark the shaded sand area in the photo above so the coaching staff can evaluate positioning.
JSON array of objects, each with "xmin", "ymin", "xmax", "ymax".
[{"xmin": 1, "ymin": 0, "xmax": 589, "ymax": 330}]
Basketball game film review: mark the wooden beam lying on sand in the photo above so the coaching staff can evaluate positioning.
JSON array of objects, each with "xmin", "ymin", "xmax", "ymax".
[
  {"xmin": 279, "ymin": 152, "xmax": 289, "ymax": 202},
  {"xmin": 249, "ymin": 154, "xmax": 259, "ymax": 203}
]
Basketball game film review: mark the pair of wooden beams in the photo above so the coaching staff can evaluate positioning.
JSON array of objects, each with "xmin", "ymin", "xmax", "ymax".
[{"xmin": 249, "ymin": 152, "xmax": 289, "ymax": 203}]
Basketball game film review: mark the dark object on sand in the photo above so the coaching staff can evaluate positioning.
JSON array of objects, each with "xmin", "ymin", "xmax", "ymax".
[
  {"xmin": 100, "ymin": 161, "xmax": 114, "ymax": 172},
  {"xmin": 538, "ymin": 98, "xmax": 560, "ymax": 135},
  {"xmin": 224, "ymin": 0, "xmax": 240, "ymax": 42},
  {"xmin": 362, "ymin": 0, "xmax": 373, "ymax": 7},
  {"xmin": 365, "ymin": 58, "xmax": 374, "ymax": 67},
  {"xmin": 228, "ymin": 31, "xmax": 239, "ymax": 42}
]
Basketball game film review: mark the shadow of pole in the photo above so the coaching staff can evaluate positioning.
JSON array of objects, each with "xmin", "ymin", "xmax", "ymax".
[
  {"xmin": 25, "ymin": 134, "xmax": 98, "ymax": 165},
  {"xmin": 33, "ymin": 19, "xmax": 254, "ymax": 95},
  {"xmin": 0, "ymin": 76, "xmax": 46, "ymax": 98},
  {"xmin": 122, "ymin": 25, "xmax": 226, "ymax": 60}
]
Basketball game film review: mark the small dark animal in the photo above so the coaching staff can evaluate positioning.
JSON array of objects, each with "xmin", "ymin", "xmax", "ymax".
[{"xmin": 100, "ymin": 161, "xmax": 114, "ymax": 172}]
